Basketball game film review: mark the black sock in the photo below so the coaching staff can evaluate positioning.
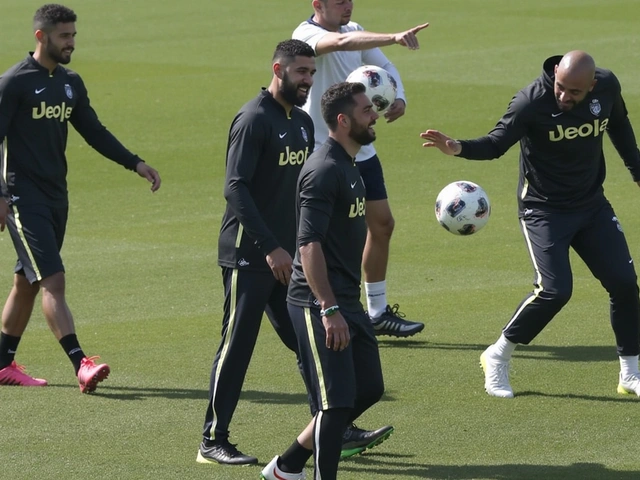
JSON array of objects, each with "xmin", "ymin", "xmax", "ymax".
[
  {"xmin": 279, "ymin": 440, "xmax": 313, "ymax": 473},
  {"xmin": 0, "ymin": 332, "xmax": 21, "ymax": 369},
  {"xmin": 59, "ymin": 334, "xmax": 85, "ymax": 374}
]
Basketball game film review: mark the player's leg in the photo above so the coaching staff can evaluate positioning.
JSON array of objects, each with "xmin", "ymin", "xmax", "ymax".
[
  {"xmin": 266, "ymin": 292, "xmax": 389, "ymax": 461},
  {"xmin": 571, "ymin": 201, "xmax": 640, "ymax": 395},
  {"xmin": 341, "ymin": 310, "xmax": 392, "ymax": 459},
  {"xmin": 198, "ymin": 268, "xmax": 274, "ymax": 465},
  {"xmin": 22, "ymin": 205, "xmax": 109, "ymax": 393},
  {"xmin": 481, "ymin": 208, "xmax": 577, "ymax": 398},
  {"xmin": 357, "ymin": 155, "xmax": 423, "ymax": 337},
  {"xmin": 271, "ymin": 305, "xmax": 356, "ymax": 479},
  {"xmin": 0, "ymin": 273, "xmax": 43, "ymax": 386},
  {"xmin": 262, "ymin": 420, "xmax": 314, "ymax": 480},
  {"xmin": 38, "ymin": 270, "xmax": 109, "ymax": 393},
  {"xmin": 261, "ymin": 411, "xmax": 349, "ymax": 480}
]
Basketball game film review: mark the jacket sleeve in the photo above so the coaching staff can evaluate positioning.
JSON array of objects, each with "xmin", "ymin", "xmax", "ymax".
[
  {"xmin": 606, "ymin": 74, "xmax": 640, "ymax": 181},
  {"xmin": 223, "ymin": 110, "xmax": 279, "ymax": 256},
  {"xmin": 0, "ymin": 72, "xmax": 19, "ymax": 143},
  {"xmin": 458, "ymin": 90, "xmax": 532, "ymax": 160},
  {"xmin": 69, "ymin": 74, "xmax": 141, "ymax": 171},
  {"xmin": 0, "ymin": 73, "xmax": 20, "ymax": 197}
]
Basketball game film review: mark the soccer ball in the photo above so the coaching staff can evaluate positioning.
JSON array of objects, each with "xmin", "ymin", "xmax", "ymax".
[
  {"xmin": 434, "ymin": 181, "xmax": 491, "ymax": 235},
  {"xmin": 346, "ymin": 65, "xmax": 397, "ymax": 113}
]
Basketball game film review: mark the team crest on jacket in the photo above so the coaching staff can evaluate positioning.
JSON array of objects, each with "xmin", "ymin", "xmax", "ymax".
[
  {"xmin": 64, "ymin": 84, "xmax": 73, "ymax": 99},
  {"xmin": 589, "ymin": 99, "xmax": 601, "ymax": 116},
  {"xmin": 300, "ymin": 127, "xmax": 308, "ymax": 143}
]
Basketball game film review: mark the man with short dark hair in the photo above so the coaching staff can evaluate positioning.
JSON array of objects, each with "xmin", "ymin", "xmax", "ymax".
[
  {"xmin": 0, "ymin": 3, "xmax": 161, "ymax": 392},
  {"xmin": 196, "ymin": 39, "xmax": 317, "ymax": 466},
  {"xmin": 421, "ymin": 50, "xmax": 640, "ymax": 399},
  {"xmin": 261, "ymin": 82, "xmax": 389, "ymax": 480}
]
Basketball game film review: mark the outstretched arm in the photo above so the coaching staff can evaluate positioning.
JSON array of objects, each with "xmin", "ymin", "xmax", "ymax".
[
  {"xmin": 314, "ymin": 23, "xmax": 429, "ymax": 55},
  {"xmin": 420, "ymin": 129, "xmax": 462, "ymax": 155},
  {"xmin": 420, "ymin": 90, "xmax": 533, "ymax": 160}
]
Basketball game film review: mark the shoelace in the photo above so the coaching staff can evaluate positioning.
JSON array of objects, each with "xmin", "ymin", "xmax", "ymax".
[
  {"xmin": 488, "ymin": 361, "xmax": 510, "ymax": 386},
  {"xmin": 11, "ymin": 362, "xmax": 28, "ymax": 373},
  {"xmin": 345, "ymin": 423, "xmax": 367, "ymax": 437},
  {"xmin": 387, "ymin": 303, "xmax": 406, "ymax": 319},
  {"xmin": 82, "ymin": 355, "xmax": 101, "ymax": 366},
  {"xmin": 216, "ymin": 441, "xmax": 244, "ymax": 457}
]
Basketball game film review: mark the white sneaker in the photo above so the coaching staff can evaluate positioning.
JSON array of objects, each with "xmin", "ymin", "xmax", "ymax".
[
  {"xmin": 617, "ymin": 372, "xmax": 640, "ymax": 396},
  {"xmin": 260, "ymin": 456, "xmax": 306, "ymax": 480},
  {"xmin": 480, "ymin": 346, "xmax": 514, "ymax": 398}
]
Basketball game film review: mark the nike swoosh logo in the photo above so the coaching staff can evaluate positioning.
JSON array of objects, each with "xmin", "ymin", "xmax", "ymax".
[
  {"xmin": 350, "ymin": 181, "xmax": 357, "ymax": 188},
  {"xmin": 279, "ymin": 132, "xmax": 287, "ymax": 139},
  {"xmin": 35, "ymin": 88, "xmax": 46, "ymax": 94},
  {"xmin": 551, "ymin": 112, "xmax": 563, "ymax": 117},
  {"xmin": 271, "ymin": 468, "xmax": 287, "ymax": 480}
]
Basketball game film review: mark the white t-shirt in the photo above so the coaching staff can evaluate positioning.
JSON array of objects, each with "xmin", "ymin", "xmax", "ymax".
[{"xmin": 293, "ymin": 19, "xmax": 406, "ymax": 162}]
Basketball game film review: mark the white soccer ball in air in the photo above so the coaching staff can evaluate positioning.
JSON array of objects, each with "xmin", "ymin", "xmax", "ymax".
[
  {"xmin": 434, "ymin": 181, "xmax": 491, "ymax": 235},
  {"xmin": 346, "ymin": 65, "xmax": 397, "ymax": 113}
]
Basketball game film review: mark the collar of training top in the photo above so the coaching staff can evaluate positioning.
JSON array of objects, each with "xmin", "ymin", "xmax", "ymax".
[{"xmin": 27, "ymin": 51, "xmax": 62, "ymax": 75}]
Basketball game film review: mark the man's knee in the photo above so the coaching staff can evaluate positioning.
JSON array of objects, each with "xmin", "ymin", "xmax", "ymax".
[
  {"xmin": 39, "ymin": 272, "xmax": 66, "ymax": 297},
  {"xmin": 13, "ymin": 274, "xmax": 39, "ymax": 298}
]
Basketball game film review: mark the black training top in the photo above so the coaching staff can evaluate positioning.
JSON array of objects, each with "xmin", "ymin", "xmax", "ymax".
[
  {"xmin": 0, "ymin": 53, "xmax": 141, "ymax": 207},
  {"xmin": 287, "ymin": 138, "xmax": 368, "ymax": 312},
  {"xmin": 217, "ymin": 89, "xmax": 315, "ymax": 272},
  {"xmin": 458, "ymin": 55, "xmax": 640, "ymax": 213}
]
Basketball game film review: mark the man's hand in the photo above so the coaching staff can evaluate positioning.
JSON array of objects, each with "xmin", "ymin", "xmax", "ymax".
[
  {"xmin": 323, "ymin": 312, "xmax": 350, "ymax": 351},
  {"xmin": 384, "ymin": 99, "xmax": 406, "ymax": 123},
  {"xmin": 266, "ymin": 247, "xmax": 293, "ymax": 285},
  {"xmin": 394, "ymin": 23, "xmax": 429, "ymax": 50},
  {"xmin": 0, "ymin": 200, "xmax": 9, "ymax": 232},
  {"xmin": 136, "ymin": 162, "xmax": 162, "ymax": 192},
  {"xmin": 420, "ymin": 129, "xmax": 462, "ymax": 155}
]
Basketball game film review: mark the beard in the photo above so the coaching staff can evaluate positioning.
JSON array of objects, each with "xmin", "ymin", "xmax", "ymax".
[
  {"xmin": 348, "ymin": 119, "xmax": 376, "ymax": 146},
  {"xmin": 46, "ymin": 41, "xmax": 73, "ymax": 65},
  {"xmin": 279, "ymin": 72, "xmax": 309, "ymax": 107},
  {"xmin": 556, "ymin": 96, "xmax": 577, "ymax": 111}
]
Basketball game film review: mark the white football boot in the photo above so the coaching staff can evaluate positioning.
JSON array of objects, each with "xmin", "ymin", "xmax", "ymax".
[
  {"xmin": 617, "ymin": 372, "xmax": 640, "ymax": 396},
  {"xmin": 260, "ymin": 456, "xmax": 306, "ymax": 480},
  {"xmin": 480, "ymin": 345, "xmax": 514, "ymax": 398}
]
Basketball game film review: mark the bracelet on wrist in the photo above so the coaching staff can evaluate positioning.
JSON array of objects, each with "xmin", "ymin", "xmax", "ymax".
[{"xmin": 320, "ymin": 305, "xmax": 340, "ymax": 317}]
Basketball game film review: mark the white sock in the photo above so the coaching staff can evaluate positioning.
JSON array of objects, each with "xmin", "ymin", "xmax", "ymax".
[
  {"xmin": 365, "ymin": 281, "xmax": 387, "ymax": 318},
  {"xmin": 619, "ymin": 355, "xmax": 640, "ymax": 378},
  {"xmin": 491, "ymin": 334, "xmax": 517, "ymax": 360}
]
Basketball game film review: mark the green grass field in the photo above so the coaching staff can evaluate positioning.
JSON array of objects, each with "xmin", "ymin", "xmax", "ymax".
[{"xmin": 1, "ymin": 1, "xmax": 640, "ymax": 478}]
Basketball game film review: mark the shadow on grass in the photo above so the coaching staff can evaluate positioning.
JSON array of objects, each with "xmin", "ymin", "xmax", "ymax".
[
  {"xmin": 389, "ymin": 341, "xmax": 616, "ymax": 362},
  {"xmin": 514, "ymin": 390, "xmax": 637, "ymax": 403},
  {"xmin": 342, "ymin": 455, "xmax": 639, "ymax": 479},
  {"xmin": 48, "ymin": 385, "xmax": 309, "ymax": 403}
]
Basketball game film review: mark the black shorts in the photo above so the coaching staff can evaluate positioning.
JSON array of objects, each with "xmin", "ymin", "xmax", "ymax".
[
  {"xmin": 356, "ymin": 155, "xmax": 387, "ymax": 201},
  {"xmin": 287, "ymin": 304, "xmax": 382, "ymax": 412},
  {"xmin": 7, "ymin": 204, "xmax": 68, "ymax": 283}
]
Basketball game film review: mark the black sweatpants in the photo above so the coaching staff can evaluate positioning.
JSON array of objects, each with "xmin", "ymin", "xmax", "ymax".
[
  {"xmin": 503, "ymin": 199, "xmax": 640, "ymax": 356},
  {"xmin": 202, "ymin": 267, "xmax": 298, "ymax": 441},
  {"xmin": 287, "ymin": 305, "xmax": 384, "ymax": 421}
]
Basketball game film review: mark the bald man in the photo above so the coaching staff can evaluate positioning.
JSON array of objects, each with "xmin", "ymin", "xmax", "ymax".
[{"xmin": 420, "ymin": 51, "xmax": 640, "ymax": 398}]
